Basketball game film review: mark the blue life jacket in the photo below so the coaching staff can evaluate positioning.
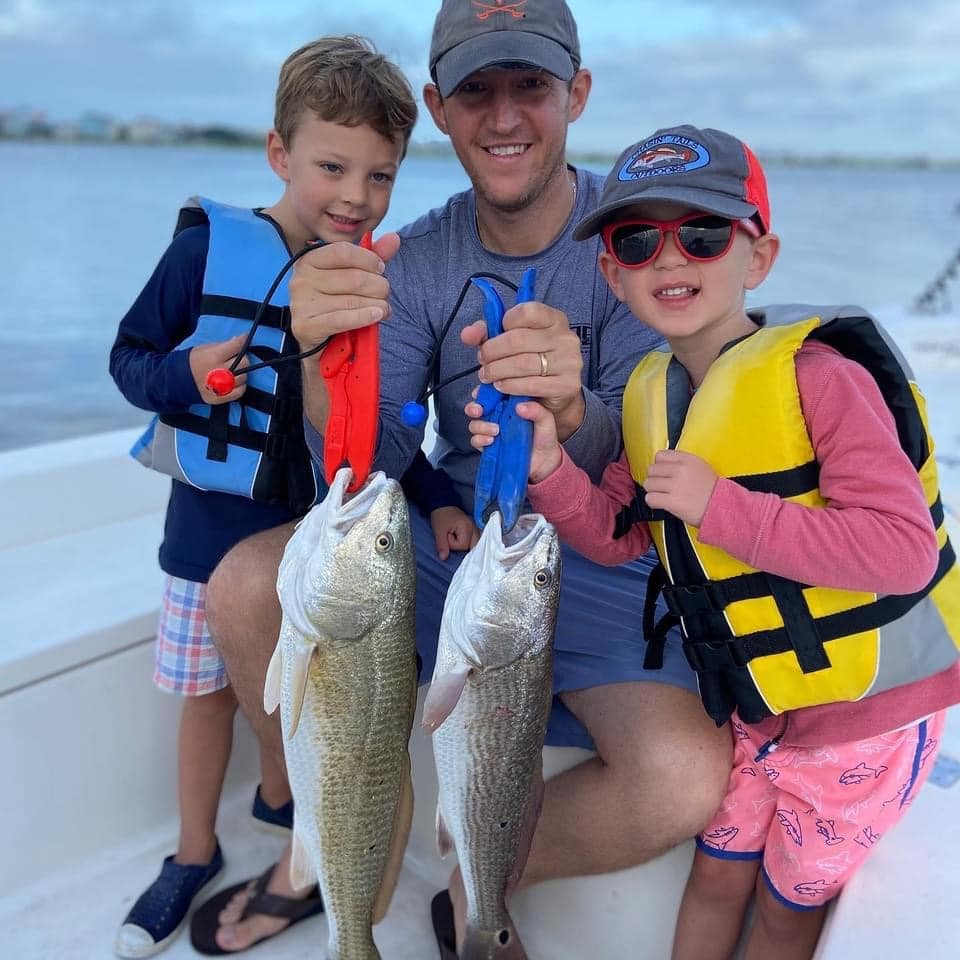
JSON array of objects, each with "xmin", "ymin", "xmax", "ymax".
[{"xmin": 131, "ymin": 197, "xmax": 321, "ymax": 513}]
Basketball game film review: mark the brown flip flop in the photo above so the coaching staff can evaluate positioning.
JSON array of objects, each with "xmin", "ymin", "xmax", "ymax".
[{"xmin": 189, "ymin": 862, "xmax": 324, "ymax": 955}]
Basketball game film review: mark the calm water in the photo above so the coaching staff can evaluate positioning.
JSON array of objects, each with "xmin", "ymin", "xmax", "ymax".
[{"xmin": 3, "ymin": 141, "xmax": 959, "ymax": 452}]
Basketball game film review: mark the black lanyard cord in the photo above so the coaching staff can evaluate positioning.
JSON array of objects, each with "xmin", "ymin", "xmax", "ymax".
[
  {"xmin": 223, "ymin": 257, "xmax": 517, "ymax": 404},
  {"xmin": 415, "ymin": 271, "xmax": 518, "ymax": 404}
]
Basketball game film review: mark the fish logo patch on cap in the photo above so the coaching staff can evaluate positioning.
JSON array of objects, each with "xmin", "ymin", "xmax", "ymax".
[{"xmin": 619, "ymin": 134, "xmax": 710, "ymax": 182}]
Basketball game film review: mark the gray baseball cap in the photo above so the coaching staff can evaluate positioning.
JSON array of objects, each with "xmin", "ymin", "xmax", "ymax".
[
  {"xmin": 429, "ymin": 0, "xmax": 581, "ymax": 98},
  {"xmin": 573, "ymin": 125, "xmax": 771, "ymax": 240}
]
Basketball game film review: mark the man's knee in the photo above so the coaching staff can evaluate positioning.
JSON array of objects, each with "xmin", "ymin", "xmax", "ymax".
[
  {"xmin": 662, "ymin": 706, "xmax": 731, "ymax": 835},
  {"xmin": 566, "ymin": 681, "xmax": 732, "ymax": 840},
  {"xmin": 206, "ymin": 522, "xmax": 294, "ymax": 658},
  {"xmin": 625, "ymin": 735, "xmax": 728, "ymax": 841}
]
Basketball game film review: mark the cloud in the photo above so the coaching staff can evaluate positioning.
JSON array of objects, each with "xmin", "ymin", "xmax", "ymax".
[
  {"xmin": 575, "ymin": 0, "xmax": 960, "ymax": 157},
  {"xmin": 1, "ymin": 0, "xmax": 432, "ymax": 127},
  {"xmin": 2, "ymin": 0, "xmax": 958, "ymax": 157}
]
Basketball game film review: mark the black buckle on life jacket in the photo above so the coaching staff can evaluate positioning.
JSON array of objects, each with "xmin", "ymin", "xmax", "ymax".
[
  {"xmin": 662, "ymin": 581, "xmax": 732, "ymax": 658},
  {"xmin": 662, "ymin": 581, "xmax": 726, "ymax": 618},
  {"xmin": 683, "ymin": 638, "xmax": 751, "ymax": 673}
]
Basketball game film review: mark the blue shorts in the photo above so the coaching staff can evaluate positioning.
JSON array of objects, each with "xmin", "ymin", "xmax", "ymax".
[{"xmin": 410, "ymin": 508, "xmax": 697, "ymax": 749}]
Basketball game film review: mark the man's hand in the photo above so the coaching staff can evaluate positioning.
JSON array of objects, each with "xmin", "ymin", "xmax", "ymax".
[
  {"xmin": 190, "ymin": 334, "xmax": 248, "ymax": 404},
  {"xmin": 461, "ymin": 301, "xmax": 585, "ymax": 440},
  {"xmin": 289, "ymin": 233, "xmax": 400, "ymax": 350},
  {"xmin": 643, "ymin": 449, "xmax": 719, "ymax": 527},
  {"xmin": 290, "ymin": 234, "xmax": 400, "ymax": 431}
]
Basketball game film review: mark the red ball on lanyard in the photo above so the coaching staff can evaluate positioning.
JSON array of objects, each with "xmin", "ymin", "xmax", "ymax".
[{"xmin": 205, "ymin": 367, "xmax": 236, "ymax": 397}]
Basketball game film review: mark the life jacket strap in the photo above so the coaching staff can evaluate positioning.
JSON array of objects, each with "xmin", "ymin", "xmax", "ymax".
[
  {"xmin": 199, "ymin": 294, "xmax": 289, "ymax": 331},
  {"xmin": 206, "ymin": 404, "xmax": 229, "ymax": 463},
  {"xmin": 161, "ymin": 411, "xmax": 288, "ymax": 458},
  {"xmin": 680, "ymin": 538, "xmax": 955, "ymax": 673},
  {"xmin": 613, "ymin": 485, "xmax": 671, "ymax": 539},
  {"xmin": 641, "ymin": 562, "xmax": 677, "ymax": 670}
]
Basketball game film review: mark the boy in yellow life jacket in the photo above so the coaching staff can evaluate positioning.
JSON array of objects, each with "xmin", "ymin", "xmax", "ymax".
[{"xmin": 466, "ymin": 124, "xmax": 960, "ymax": 960}]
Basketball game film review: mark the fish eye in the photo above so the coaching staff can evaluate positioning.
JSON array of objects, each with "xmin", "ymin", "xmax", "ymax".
[
  {"xmin": 533, "ymin": 568, "xmax": 551, "ymax": 589},
  {"xmin": 375, "ymin": 532, "xmax": 394, "ymax": 553}
]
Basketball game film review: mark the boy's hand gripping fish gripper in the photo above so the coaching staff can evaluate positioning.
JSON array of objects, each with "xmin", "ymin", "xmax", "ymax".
[
  {"xmin": 472, "ymin": 267, "xmax": 537, "ymax": 533},
  {"xmin": 320, "ymin": 233, "xmax": 379, "ymax": 493}
]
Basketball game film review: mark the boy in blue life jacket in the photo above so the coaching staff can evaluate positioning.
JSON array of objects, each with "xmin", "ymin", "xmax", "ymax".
[
  {"xmin": 470, "ymin": 124, "xmax": 960, "ymax": 960},
  {"xmin": 109, "ymin": 36, "xmax": 477, "ymax": 958}
]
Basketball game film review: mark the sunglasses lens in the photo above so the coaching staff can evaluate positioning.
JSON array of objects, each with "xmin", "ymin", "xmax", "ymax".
[
  {"xmin": 611, "ymin": 224, "xmax": 661, "ymax": 266},
  {"xmin": 676, "ymin": 216, "xmax": 735, "ymax": 259}
]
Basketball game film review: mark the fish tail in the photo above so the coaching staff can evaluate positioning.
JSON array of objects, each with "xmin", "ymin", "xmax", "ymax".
[
  {"xmin": 461, "ymin": 921, "xmax": 527, "ymax": 960},
  {"xmin": 326, "ymin": 928, "xmax": 381, "ymax": 960}
]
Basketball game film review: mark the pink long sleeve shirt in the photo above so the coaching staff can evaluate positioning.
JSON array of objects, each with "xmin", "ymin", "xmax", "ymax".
[{"xmin": 528, "ymin": 341, "xmax": 960, "ymax": 745}]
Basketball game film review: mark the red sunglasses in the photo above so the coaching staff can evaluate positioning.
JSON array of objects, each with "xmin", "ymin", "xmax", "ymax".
[{"xmin": 601, "ymin": 213, "xmax": 762, "ymax": 269}]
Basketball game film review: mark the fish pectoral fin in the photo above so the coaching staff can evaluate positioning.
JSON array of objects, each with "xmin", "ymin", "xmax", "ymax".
[
  {"xmin": 285, "ymin": 640, "xmax": 318, "ymax": 739},
  {"xmin": 289, "ymin": 821, "xmax": 316, "ymax": 890},
  {"xmin": 421, "ymin": 668, "xmax": 471, "ymax": 732},
  {"xmin": 372, "ymin": 751, "xmax": 414, "ymax": 924},
  {"xmin": 436, "ymin": 805, "xmax": 453, "ymax": 859},
  {"xmin": 263, "ymin": 639, "xmax": 284, "ymax": 715}
]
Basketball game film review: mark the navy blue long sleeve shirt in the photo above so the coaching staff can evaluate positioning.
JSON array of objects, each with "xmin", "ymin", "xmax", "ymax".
[{"xmin": 110, "ymin": 221, "xmax": 462, "ymax": 581}]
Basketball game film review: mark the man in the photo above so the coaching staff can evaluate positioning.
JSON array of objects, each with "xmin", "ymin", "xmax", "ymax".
[{"xmin": 194, "ymin": 1, "xmax": 731, "ymax": 954}]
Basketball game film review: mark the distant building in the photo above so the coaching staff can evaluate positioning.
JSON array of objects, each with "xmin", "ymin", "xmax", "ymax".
[
  {"xmin": 2, "ymin": 107, "xmax": 51, "ymax": 138},
  {"xmin": 126, "ymin": 117, "xmax": 175, "ymax": 144},
  {"xmin": 76, "ymin": 111, "xmax": 118, "ymax": 140}
]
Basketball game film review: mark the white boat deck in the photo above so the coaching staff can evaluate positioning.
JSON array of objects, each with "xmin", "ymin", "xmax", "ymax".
[
  {"xmin": 0, "ymin": 776, "xmax": 441, "ymax": 959},
  {"xmin": 2, "ymin": 428, "xmax": 959, "ymax": 959},
  {"xmin": 3, "ymin": 723, "xmax": 958, "ymax": 960}
]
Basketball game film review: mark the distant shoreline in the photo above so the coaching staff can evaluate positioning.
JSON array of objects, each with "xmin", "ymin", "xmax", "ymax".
[{"xmin": 2, "ymin": 133, "xmax": 959, "ymax": 171}]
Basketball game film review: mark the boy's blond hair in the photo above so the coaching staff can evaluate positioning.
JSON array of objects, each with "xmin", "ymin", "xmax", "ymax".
[{"xmin": 275, "ymin": 36, "xmax": 417, "ymax": 155}]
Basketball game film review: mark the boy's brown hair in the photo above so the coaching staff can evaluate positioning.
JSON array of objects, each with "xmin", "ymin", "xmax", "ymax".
[{"xmin": 274, "ymin": 36, "xmax": 417, "ymax": 155}]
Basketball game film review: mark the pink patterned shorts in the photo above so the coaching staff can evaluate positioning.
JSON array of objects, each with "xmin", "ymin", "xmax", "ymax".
[
  {"xmin": 698, "ymin": 710, "xmax": 945, "ymax": 910},
  {"xmin": 154, "ymin": 576, "xmax": 229, "ymax": 696}
]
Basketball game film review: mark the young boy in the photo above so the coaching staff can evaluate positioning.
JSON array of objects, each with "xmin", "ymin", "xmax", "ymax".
[
  {"xmin": 110, "ymin": 36, "xmax": 475, "ymax": 958},
  {"xmin": 469, "ymin": 124, "xmax": 960, "ymax": 960}
]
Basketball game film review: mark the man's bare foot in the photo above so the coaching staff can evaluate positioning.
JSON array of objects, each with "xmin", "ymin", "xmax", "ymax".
[
  {"xmin": 214, "ymin": 846, "xmax": 307, "ymax": 952},
  {"xmin": 215, "ymin": 878, "xmax": 290, "ymax": 951}
]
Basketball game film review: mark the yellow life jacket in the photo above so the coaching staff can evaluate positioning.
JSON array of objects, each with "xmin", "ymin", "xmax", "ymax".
[{"xmin": 620, "ymin": 305, "xmax": 960, "ymax": 726}]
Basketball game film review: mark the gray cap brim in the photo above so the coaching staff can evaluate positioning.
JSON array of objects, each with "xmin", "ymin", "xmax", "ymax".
[
  {"xmin": 433, "ymin": 33, "xmax": 575, "ymax": 97},
  {"xmin": 573, "ymin": 187, "xmax": 758, "ymax": 241}
]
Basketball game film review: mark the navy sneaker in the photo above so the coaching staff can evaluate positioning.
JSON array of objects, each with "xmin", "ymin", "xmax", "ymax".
[
  {"xmin": 115, "ymin": 844, "xmax": 224, "ymax": 958},
  {"xmin": 250, "ymin": 784, "xmax": 293, "ymax": 835}
]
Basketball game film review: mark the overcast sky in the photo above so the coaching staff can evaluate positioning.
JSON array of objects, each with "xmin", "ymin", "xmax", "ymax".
[{"xmin": 3, "ymin": 0, "xmax": 959, "ymax": 158}]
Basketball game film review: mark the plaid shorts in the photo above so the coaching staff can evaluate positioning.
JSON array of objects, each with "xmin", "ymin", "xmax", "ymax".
[{"xmin": 154, "ymin": 576, "xmax": 229, "ymax": 695}]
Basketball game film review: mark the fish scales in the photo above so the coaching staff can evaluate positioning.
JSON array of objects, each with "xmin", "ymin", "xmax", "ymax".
[
  {"xmin": 434, "ymin": 652, "xmax": 551, "ymax": 938},
  {"xmin": 425, "ymin": 513, "xmax": 561, "ymax": 960},
  {"xmin": 285, "ymin": 618, "xmax": 415, "ymax": 954},
  {"xmin": 266, "ymin": 469, "xmax": 417, "ymax": 960}
]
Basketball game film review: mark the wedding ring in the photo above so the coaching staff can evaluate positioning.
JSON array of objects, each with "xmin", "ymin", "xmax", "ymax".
[{"xmin": 538, "ymin": 351, "xmax": 549, "ymax": 377}]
